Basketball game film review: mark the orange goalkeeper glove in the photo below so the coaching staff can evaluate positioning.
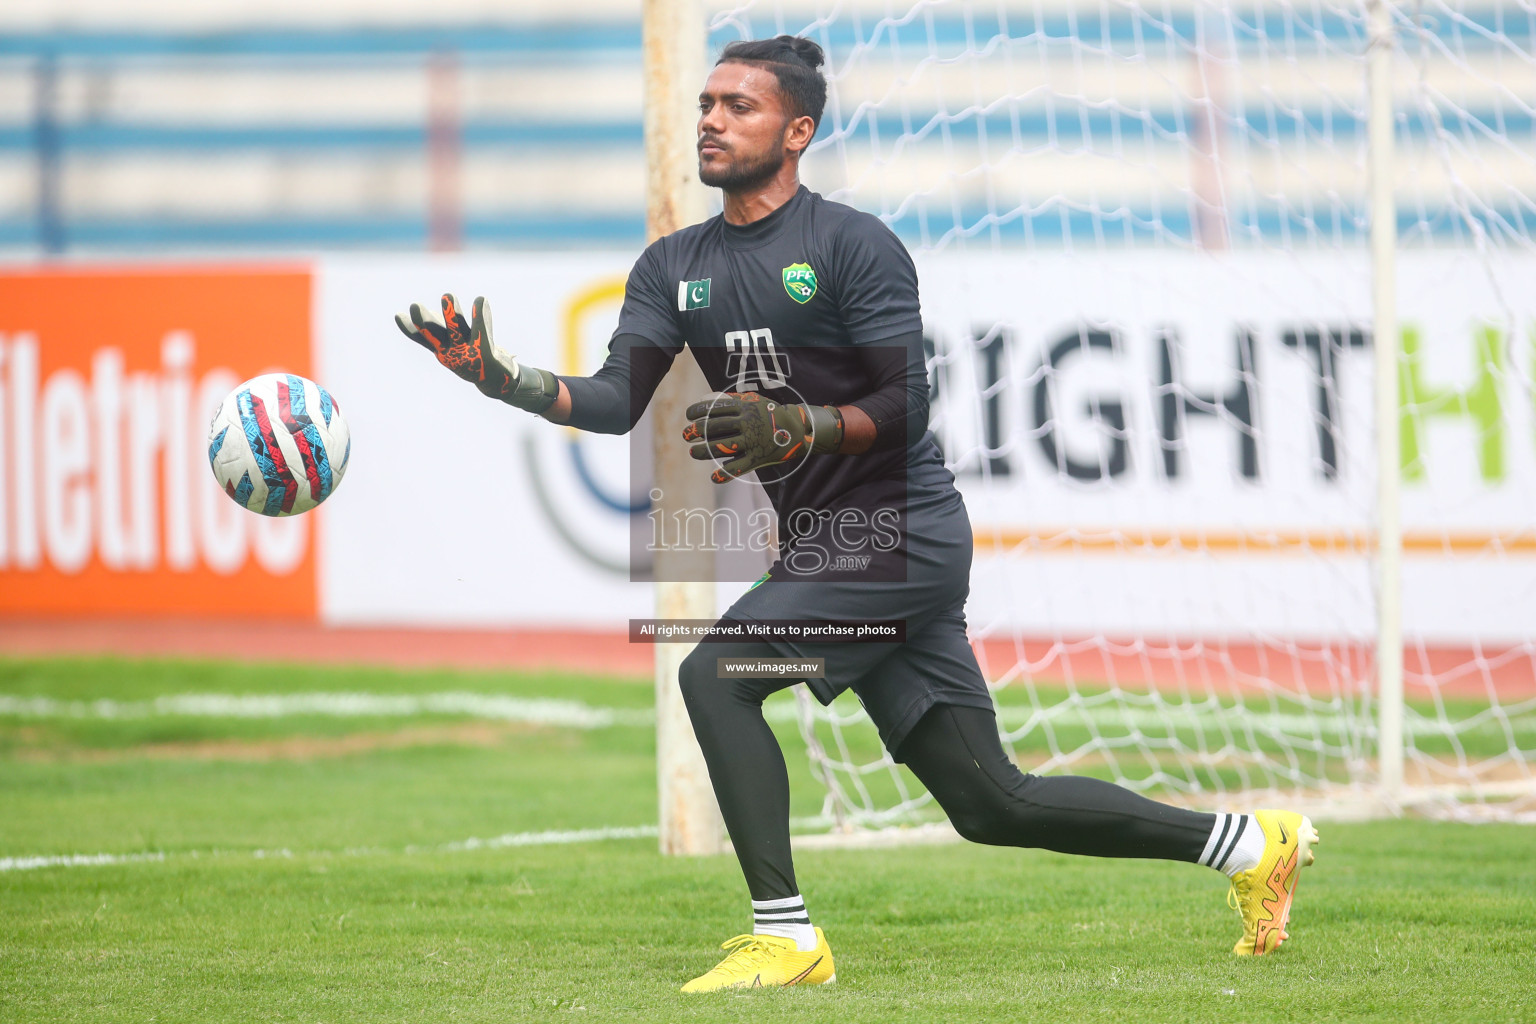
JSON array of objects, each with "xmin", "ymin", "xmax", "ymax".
[{"xmin": 394, "ymin": 293, "xmax": 558, "ymax": 413}]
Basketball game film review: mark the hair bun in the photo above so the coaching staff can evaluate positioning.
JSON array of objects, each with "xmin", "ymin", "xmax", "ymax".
[
  {"xmin": 715, "ymin": 36, "xmax": 829, "ymax": 127},
  {"xmin": 777, "ymin": 34, "xmax": 825, "ymax": 70}
]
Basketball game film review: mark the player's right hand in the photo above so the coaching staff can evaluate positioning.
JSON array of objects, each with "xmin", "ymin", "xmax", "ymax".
[
  {"xmin": 394, "ymin": 293, "xmax": 559, "ymax": 413},
  {"xmin": 394, "ymin": 293, "xmax": 510, "ymax": 394}
]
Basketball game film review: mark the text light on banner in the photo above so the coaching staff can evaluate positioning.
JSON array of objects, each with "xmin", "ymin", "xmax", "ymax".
[{"xmin": 0, "ymin": 268, "xmax": 317, "ymax": 617}]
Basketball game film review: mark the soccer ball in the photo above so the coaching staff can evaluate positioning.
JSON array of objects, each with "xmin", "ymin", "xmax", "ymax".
[{"xmin": 207, "ymin": 373, "xmax": 351, "ymax": 517}]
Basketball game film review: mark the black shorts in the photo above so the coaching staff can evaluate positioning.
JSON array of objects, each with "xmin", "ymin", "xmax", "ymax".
[{"xmin": 720, "ymin": 466, "xmax": 994, "ymax": 760}]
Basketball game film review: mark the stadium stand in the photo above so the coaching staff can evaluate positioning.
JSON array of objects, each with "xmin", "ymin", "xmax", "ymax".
[{"xmin": 1, "ymin": 0, "xmax": 1530, "ymax": 254}]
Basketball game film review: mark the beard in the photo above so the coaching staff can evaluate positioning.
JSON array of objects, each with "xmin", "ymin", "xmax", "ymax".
[{"xmin": 698, "ymin": 127, "xmax": 788, "ymax": 190}]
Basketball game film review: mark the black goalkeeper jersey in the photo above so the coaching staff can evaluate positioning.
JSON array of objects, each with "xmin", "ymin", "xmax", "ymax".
[{"xmin": 560, "ymin": 185, "xmax": 955, "ymax": 538}]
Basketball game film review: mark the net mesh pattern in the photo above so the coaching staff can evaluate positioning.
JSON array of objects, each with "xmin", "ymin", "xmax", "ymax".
[{"xmin": 711, "ymin": 0, "xmax": 1535, "ymax": 828}]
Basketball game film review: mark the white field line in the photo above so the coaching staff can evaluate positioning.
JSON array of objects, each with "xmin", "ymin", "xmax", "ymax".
[
  {"xmin": 423, "ymin": 825, "xmax": 659, "ymax": 853},
  {"xmin": 0, "ymin": 817, "xmax": 844, "ymax": 873},
  {"xmin": 0, "ymin": 825, "xmax": 664, "ymax": 873},
  {"xmin": 0, "ymin": 851, "xmax": 168, "ymax": 872},
  {"xmin": 0, "ymin": 692, "xmax": 652, "ymax": 729},
  {"xmin": 0, "ymin": 820, "xmax": 837, "ymax": 873},
  {"xmin": 0, "ymin": 691, "xmax": 1527, "ymax": 739}
]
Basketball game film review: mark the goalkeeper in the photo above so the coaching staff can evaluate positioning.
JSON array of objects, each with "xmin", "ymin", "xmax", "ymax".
[{"xmin": 395, "ymin": 34, "xmax": 1320, "ymax": 993}]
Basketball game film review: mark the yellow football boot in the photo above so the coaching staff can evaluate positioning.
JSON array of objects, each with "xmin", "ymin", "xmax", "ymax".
[
  {"xmin": 680, "ymin": 928, "xmax": 836, "ymax": 993},
  {"xmin": 1228, "ymin": 809, "xmax": 1320, "ymax": 955}
]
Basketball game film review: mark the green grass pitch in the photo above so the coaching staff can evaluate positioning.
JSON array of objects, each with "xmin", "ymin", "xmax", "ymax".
[{"xmin": 2, "ymin": 656, "xmax": 1533, "ymax": 1023}]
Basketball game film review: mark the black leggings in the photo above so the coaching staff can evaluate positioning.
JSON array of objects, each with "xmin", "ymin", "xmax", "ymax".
[
  {"xmin": 898, "ymin": 702, "xmax": 1213, "ymax": 860},
  {"xmin": 678, "ymin": 643, "xmax": 1215, "ymax": 902}
]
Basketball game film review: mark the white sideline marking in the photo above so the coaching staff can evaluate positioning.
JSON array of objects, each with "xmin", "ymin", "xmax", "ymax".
[
  {"xmin": 0, "ymin": 692, "xmax": 652, "ymax": 729},
  {"xmin": 0, "ymin": 825, "xmax": 663, "ymax": 873},
  {"xmin": 0, "ymin": 851, "xmax": 168, "ymax": 872},
  {"xmin": 0, "ymin": 817, "xmax": 877, "ymax": 874},
  {"xmin": 0, "ymin": 816, "xmax": 909, "ymax": 872},
  {"xmin": 425, "ymin": 825, "xmax": 659, "ymax": 853}
]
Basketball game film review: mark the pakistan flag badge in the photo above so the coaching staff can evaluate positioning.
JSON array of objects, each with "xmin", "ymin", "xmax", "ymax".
[{"xmin": 782, "ymin": 262, "xmax": 818, "ymax": 304}]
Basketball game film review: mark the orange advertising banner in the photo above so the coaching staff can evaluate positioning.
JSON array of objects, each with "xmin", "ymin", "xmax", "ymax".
[{"xmin": 0, "ymin": 266, "xmax": 318, "ymax": 618}]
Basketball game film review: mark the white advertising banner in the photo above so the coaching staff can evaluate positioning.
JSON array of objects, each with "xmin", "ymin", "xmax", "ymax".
[
  {"xmin": 4, "ymin": 252, "xmax": 1531, "ymax": 644},
  {"xmin": 914, "ymin": 251, "xmax": 1536, "ymax": 643},
  {"xmin": 314, "ymin": 251, "xmax": 1536, "ymax": 643}
]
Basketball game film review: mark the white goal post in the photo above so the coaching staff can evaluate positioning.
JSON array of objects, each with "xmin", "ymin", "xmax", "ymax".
[
  {"xmin": 652, "ymin": 0, "xmax": 1536, "ymax": 848},
  {"xmin": 1367, "ymin": 0, "xmax": 1404, "ymax": 801}
]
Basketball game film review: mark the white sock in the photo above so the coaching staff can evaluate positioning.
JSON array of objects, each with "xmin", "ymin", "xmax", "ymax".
[
  {"xmin": 1198, "ymin": 812, "xmax": 1267, "ymax": 877},
  {"xmin": 752, "ymin": 895, "xmax": 817, "ymax": 952}
]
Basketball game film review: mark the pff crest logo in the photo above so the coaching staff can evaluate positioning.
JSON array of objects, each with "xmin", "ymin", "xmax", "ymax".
[{"xmin": 783, "ymin": 263, "xmax": 818, "ymax": 304}]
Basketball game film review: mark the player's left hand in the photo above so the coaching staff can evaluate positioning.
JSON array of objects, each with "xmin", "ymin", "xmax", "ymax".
[{"xmin": 683, "ymin": 392, "xmax": 844, "ymax": 483}]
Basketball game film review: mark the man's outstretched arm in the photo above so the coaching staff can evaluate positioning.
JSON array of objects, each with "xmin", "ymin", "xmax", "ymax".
[
  {"xmin": 394, "ymin": 294, "xmax": 675, "ymax": 435},
  {"xmin": 552, "ymin": 334, "xmax": 679, "ymax": 434}
]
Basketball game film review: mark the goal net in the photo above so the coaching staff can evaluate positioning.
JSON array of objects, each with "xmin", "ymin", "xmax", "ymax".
[{"xmin": 703, "ymin": 0, "xmax": 1536, "ymax": 828}]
